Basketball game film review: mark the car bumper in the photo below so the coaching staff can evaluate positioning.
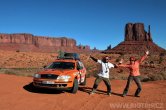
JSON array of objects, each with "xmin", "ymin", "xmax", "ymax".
[{"xmin": 33, "ymin": 79, "xmax": 73, "ymax": 89}]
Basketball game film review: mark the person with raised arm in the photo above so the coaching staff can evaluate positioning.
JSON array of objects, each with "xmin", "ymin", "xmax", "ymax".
[
  {"xmin": 89, "ymin": 55, "xmax": 115, "ymax": 96},
  {"xmin": 117, "ymin": 51, "xmax": 149, "ymax": 97}
]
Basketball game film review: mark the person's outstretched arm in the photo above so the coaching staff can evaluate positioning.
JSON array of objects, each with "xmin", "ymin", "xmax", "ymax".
[
  {"xmin": 116, "ymin": 59, "xmax": 130, "ymax": 68},
  {"xmin": 138, "ymin": 50, "xmax": 149, "ymax": 63},
  {"xmin": 118, "ymin": 64, "xmax": 130, "ymax": 68},
  {"xmin": 90, "ymin": 55, "xmax": 98, "ymax": 62}
]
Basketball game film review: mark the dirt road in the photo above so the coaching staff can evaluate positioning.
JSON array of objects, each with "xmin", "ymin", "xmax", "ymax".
[{"xmin": 0, "ymin": 74, "xmax": 165, "ymax": 110}]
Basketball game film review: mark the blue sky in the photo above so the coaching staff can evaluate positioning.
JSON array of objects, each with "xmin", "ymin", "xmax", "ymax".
[{"xmin": 0, "ymin": 0, "xmax": 165, "ymax": 50}]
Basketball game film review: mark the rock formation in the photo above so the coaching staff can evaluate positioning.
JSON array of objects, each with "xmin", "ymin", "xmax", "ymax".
[
  {"xmin": 0, "ymin": 33, "xmax": 90, "ymax": 52},
  {"xmin": 103, "ymin": 23, "xmax": 166, "ymax": 54},
  {"xmin": 125, "ymin": 23, "xmax": 152, "ymax": 41}
]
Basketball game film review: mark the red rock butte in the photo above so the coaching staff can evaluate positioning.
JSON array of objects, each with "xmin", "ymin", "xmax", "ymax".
[
  {"xmin": 104, "ymin": 23, "xmax": 166, "ymax": 54},
  {"xmin": 0, "ymin": 33, "xmax": 90, "ymax": 52}
]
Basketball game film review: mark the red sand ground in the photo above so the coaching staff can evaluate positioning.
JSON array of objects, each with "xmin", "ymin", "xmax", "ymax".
[{"xmin": 0, "ymin": 74, "xmax": 165, "ymax": 110}]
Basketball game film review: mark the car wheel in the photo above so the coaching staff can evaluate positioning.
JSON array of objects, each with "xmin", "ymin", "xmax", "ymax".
[
  {"xmin": 81, "ymin": 76, "xmax": 86, "ymax": 86},
  {"xmin": 70, "ymin": 78, "xmax": 78, "ymax": 94}
]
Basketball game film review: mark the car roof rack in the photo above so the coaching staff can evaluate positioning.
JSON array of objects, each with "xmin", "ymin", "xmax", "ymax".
[{"xmin": 57, "ymin": 52, "xmax": 80, "ymax": 60}]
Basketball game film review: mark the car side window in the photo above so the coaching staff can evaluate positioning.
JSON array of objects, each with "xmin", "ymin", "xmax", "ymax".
[{"xmin": 77, "ymin": 61, "xmax": 83, "ymax": 70}]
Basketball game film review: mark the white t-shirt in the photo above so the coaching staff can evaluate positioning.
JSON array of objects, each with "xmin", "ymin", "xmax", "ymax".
[{"xmin": 97, "ymin": 60, "xmax": 114, "ymax": 78}]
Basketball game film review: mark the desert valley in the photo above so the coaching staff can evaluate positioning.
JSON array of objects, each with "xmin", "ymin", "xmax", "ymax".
[{"xmin": 0, "ymin": 23, "xmax": 165, "ymax": 110}]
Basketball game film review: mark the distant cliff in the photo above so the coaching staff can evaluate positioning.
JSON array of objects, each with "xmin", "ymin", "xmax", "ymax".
[
  {"xmin": 0, "ymin": 33, "xmax": 90, "ymax": 52},
  {"xmin": 103, "ymin": 23, "xmax": 166, "ymax": 54}
]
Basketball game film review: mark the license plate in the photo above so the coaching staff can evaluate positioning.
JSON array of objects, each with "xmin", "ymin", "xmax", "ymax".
[{"xmin": 42, "ymin": 81, "xmax": 55, "ymax": 84}]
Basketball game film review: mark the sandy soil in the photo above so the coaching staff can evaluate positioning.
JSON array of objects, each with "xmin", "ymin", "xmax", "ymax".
[{"xmin": 0, "ymin": 74, "xmax": 165, "ymax": 110}]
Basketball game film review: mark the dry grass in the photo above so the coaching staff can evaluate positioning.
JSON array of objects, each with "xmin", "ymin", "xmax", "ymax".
[{"xmin": 0, "ymin": 68, "xmax": 42, "ymax": 77}]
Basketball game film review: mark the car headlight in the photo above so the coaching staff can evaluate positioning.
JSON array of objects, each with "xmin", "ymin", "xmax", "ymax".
[
  {"xmin": 57, "ymin": 75, "xmax": 71, "ymax": 82},
  {"xmin": 34, "ymin": 73, "xmax": 41, "ymax": 78}
]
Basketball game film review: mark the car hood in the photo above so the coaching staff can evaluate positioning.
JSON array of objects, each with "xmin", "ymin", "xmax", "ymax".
[{"xmin": 38, "ymin": 69, "xmax": 76, "ymax": 76}]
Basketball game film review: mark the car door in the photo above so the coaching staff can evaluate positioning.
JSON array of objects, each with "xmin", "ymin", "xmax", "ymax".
[{"xmin": 77, "ymin": 61, "xmax": 86, "ymax": 83}]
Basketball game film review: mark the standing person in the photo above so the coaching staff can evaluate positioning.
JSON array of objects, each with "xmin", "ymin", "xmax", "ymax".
[
  {"xmin": 118, "ymin": 51, "xmax": 149, "ymax": 97},
  {"xmin": 89, "ymin": 55, "xmax": 115, "ymax": 96}
]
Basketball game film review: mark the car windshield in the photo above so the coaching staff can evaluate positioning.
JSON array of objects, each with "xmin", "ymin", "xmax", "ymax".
[{"xmin": 46, "ymin": 62, "xmax": 75, "ymax": 70}]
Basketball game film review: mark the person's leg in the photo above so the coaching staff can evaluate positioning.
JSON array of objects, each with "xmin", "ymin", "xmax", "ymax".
[
  {"xmin": 103, "ymin": 78, "xmax": 111, "ymax": 95},
  {"xmin": 122, "ymin": 75, "xmax": 133, "ymax": 97},
  {"xmin": 90, "ymin": 76, "xmax": 102, "ymax": 94},
  {"xmin": 133, "ymin": 76, "xmax": 142, "ymax": 97}
]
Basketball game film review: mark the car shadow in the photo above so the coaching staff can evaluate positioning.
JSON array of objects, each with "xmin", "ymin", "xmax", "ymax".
[
  {"xmin": 23, "ymin": 82, "xmax": 64, "ymax": 94},
  {"xmin": 79, "ymin": 86, "xmax": 123, "ymax": 97}
]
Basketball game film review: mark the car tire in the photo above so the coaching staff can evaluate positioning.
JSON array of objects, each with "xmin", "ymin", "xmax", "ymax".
[
  {"xmin": 81, "ymin": 76, "xmax": 86, "ymax": 86},
  {"xmin": 70, "ymin": 78, "xmax": 78, "ymax": 94}
]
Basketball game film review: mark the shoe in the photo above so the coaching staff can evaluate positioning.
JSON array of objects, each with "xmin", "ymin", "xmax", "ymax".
[
  {"xmin": 107, "ymin": 93, "xmax": 111, "ymax": 96},
  {"xmin": 135, "ymin": 95, "xmax": 140, "ymax": 97},
  {"xmin": 89, "ymin": 91, "xmax": 95, "ymax": 95},
  {"xmin": 122, "ymin": 94, "xmax": 126, "ymax": 97}
]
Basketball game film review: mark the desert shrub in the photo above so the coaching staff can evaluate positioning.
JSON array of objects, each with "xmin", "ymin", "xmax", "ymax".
[
  {"xmin": 16, "ymin": 50, "xmax": 20, "ymax": 52},
  {"xmin": 141, "ymin": 69, "xmax": 166, "ymax": 82},
  {"xmin": 149, "ymin": 61, "xmax": 155, "ymax": 68},
  {"xmin": 115, "ymin": 74, "xmax": 128, "ymax": 80},
  {"xmin": 86, "ymin": 73, "xmax": 91, "ymax": 78},
  {"xmin": 109, "ymin": 75, "xmax": 116, "ymax": 80},
  {"xmin": 115, "ymin": 58, "xmax": 120, "ymax": 62},
  {"xmin": 1, "ymin": 68, "xmax": 40, "ymax": 77},
  {"xmin": 160, "ymin": 71, "xmax": 166, "ymax": 80},
  {"xmin": 160, "ymin": 53, "xmax": 165, "ymax": 57},
  {"xmin": 119, "ymin": 52, "xmax": 125, "ymax": 56},
  {"xmin": 159, "ymin": 56, "xmax": 163, "ymax": 64},
  {"xmin": 140, "ymin": 75, "xmax": 151, "ymax": 82},
  {"xmin": 109, "ymin": 68, "xmax": 128, "ymax": 80},
  {"xmin": 117, "ymin": 69, "xmax": 123, "ymax": 73},
  {"xmin": 89, "ymin": 69, "xmax": 99, "ymax": 77},
  {"xmin": 147, "ymin": 73, "xmax": 164, "ymax": 81},
  {"xmin": 4, "ymin": 70, "xmax": 17, "ymax": 75}
]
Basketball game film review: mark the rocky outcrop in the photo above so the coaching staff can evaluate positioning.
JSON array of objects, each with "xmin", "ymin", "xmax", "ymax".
[
  {"xmin": 125, "ymin": 23, "xmax": 152, "ymax": 41},
  {"xmin": 103, "ymin": 23, "xmax": 166, "ymax": 54},
  {"xmin": 0, "ymin": 33, "xmax": 90, "ymax": 52}
]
